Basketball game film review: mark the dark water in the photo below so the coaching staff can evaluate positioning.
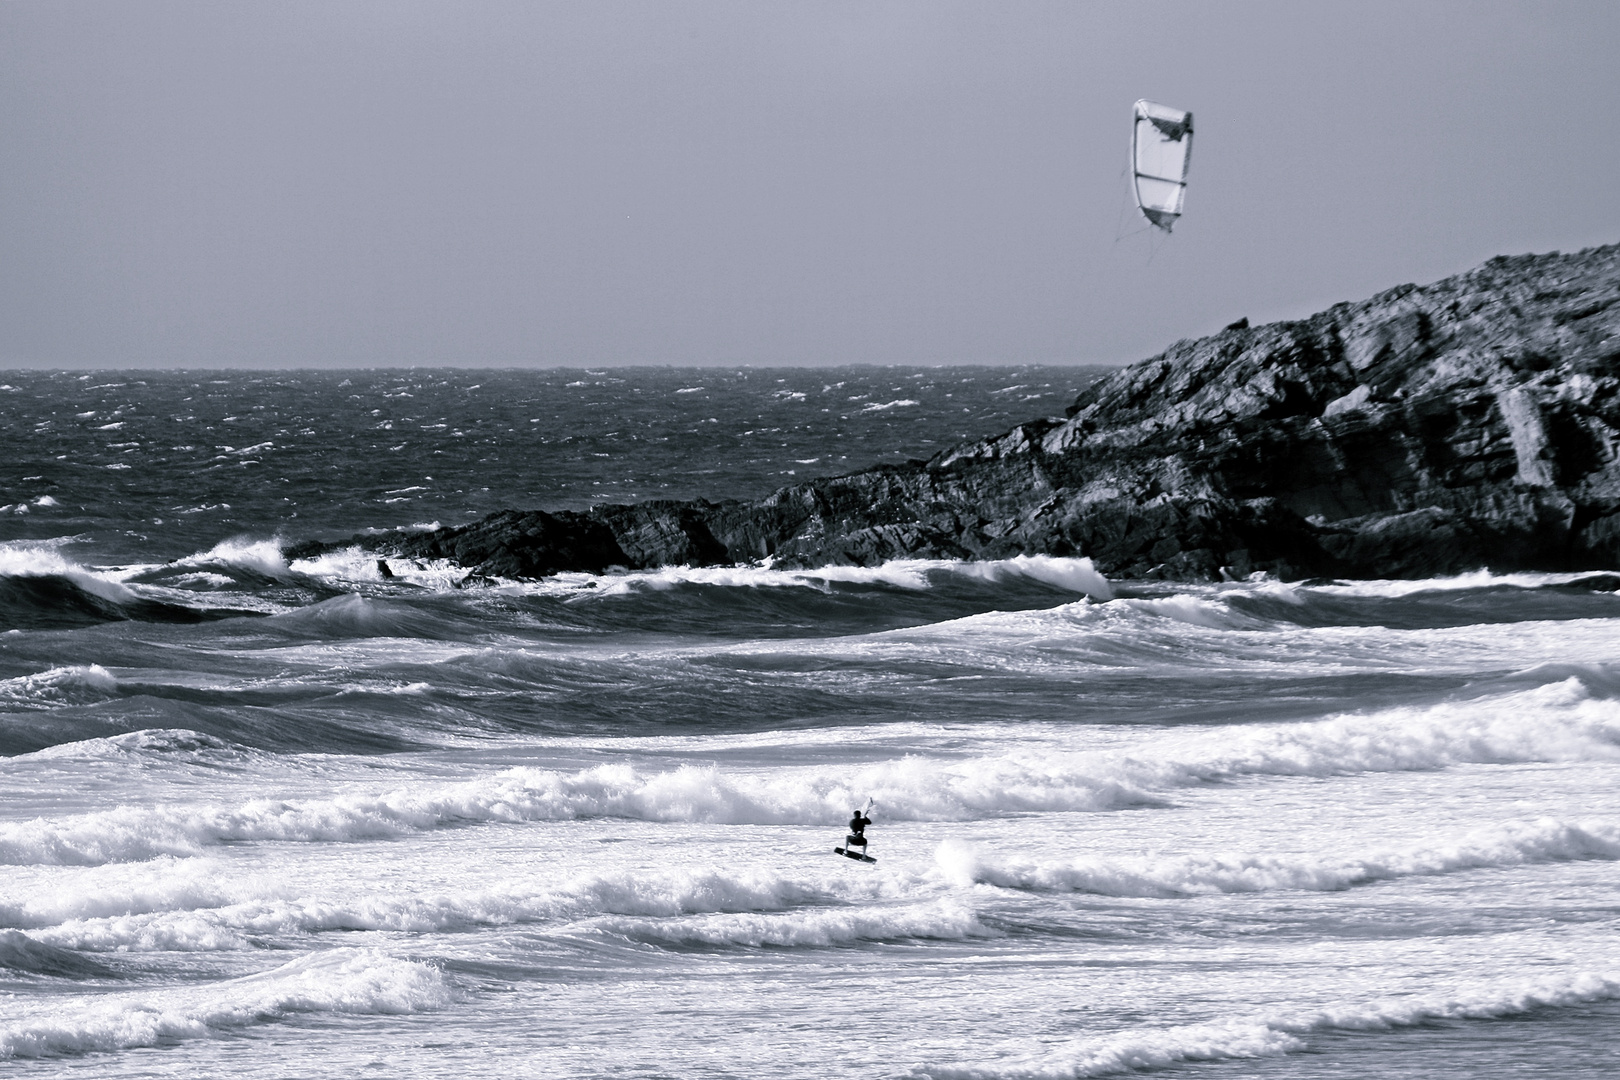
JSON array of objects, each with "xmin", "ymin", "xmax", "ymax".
[
  {"xmin": 1, "ymin": 367, "xmax": 1618, "ymax": 1077},
  {"xmin": 1, "ymin": 366, "xmax": 1088, "ymax": 564}
]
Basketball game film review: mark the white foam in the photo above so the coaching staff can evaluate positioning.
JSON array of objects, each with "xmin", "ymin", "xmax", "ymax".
[
  {"xmin": 169, "ymin": 571, "xmax": 236, "ymax": 587},
  {"xmin": 4, "ymin": 681, "xmax": 1616, "ymax": 866},
  {"xmin": 0, "ymin": 547, "xmax": 136, "ymax": 604},
  {"xmin": 0, "ymin": 664, "xmax": 119, "ymax": 709},
  {"xmin": 0, "ymin": 947, "xmax": 446, "ymax": 1059},
  {"xmin": 594, "ymin": 898, "xmax": 987, "ymax": 948},
  {"xmin": 1304, "ymin": 569, "xmax": 1608, "ymax": 598},
  {"xmin": 289, "ymin": 545, "xmax": 467, "ymax": 589},
  {"xmin": 918, "ymin": 1021, "xmax": 1298, "ymax": 1078},
  {"xmin": 22, "ymin": 865, "xmax": 877, "ymax": 951},
  {"xmin": 918, "ymin": 969, "xmax": 1620, "ymax": 1079},
  {"xmin": 23, "ymin": 729, "xmax": 246, "ymax": 762},
  {"xmin": 1275, "ymin": 968, "xmax": 1620, "ymax": 1030},
  {"xmin": 802, "ymin": 600, "xmax": 1620, "ymax": 683},
  {"xmin": 939, "ymin": 555, "xmax": 1113, "ymax": 601},
  {"xmin": 0, "ymin": 857, "xmax": 236, "ymax": 932},
  {"xmin": 0, "ymin": 752, "xmax": 1151, "ymax": 866},
  {"xmin": 524, "ymin": 555, "xmax": 1112, "ymax": 601},
  {"xmin": 176, "ymin": 537, "xmax": 289, "ymax": 577},
  {"xmin": 936, "ymin": 816, "xmax": 1620, "ymax": 896},
  {"xmin": 1113, "ymin": 594, "xmax": 1250, "ymax": 629}
]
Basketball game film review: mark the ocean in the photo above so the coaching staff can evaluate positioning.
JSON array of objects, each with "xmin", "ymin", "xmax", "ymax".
[{"xmin": 1, "ymin": 366, "xmax": 1617, "ymax": 1078}]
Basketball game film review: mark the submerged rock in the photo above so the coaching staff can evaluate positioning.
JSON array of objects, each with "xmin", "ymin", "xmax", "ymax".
[{"xmin": 350, "ymin": 243, "xmax": 1620, "ymax": 581}]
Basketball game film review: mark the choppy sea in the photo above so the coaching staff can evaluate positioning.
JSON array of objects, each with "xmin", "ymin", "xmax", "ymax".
[{"xmin": 1, "ymin": 367, "xmax": 1617, "ymax": 1078}]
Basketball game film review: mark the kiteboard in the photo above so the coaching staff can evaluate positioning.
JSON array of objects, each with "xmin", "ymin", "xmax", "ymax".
[{"xmin": 834, "ymin": 845, "xmax": 877, "ymax": 864}]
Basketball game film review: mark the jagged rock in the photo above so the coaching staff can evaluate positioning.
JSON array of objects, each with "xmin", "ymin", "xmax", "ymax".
[
  {"xmin": 319, "ymin": 243, "xmax": 1620, "ymax": 582},
  {"xmin": 590, "ymin": 501, "xmax": 730, "ymax": 568},
  {"xmin": 388, "ymin": 509, "xmax": 629, "ymax": 577}
]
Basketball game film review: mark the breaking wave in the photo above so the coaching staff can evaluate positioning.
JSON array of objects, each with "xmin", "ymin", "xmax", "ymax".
[
  {"xmin": 425, "ymin": 554, "xmax": 1114, "ymax": 601},
  {"xmin": 174, "ymin": 537, "xmax": 292, "ymax": 578},
  {"xmin": 4, "ymin": 680, "xmax": 1616, "ymax": 866},
  {"xmin": 936, "ymin": 816, "xmax": 1620, "ymax": 897},
  {"xmin": 1300, "ymin": 570, "xmax": 1620, "ymax": 599},
  {"xmin": 12, "ymin": 865, "xmax": 850, "ymax": 950},
  {"xmin": 592, "ymin": 898, "xmax": 988, "ymax": 948},
  {"xmin": 916, "ymin": 970, "xmax": 1620, "ymax": 1078},
  {"xmin": 24, "ymin": 878, "xmax": 977, "ymax": 954},
  {"xmin": 17, "ymin": 815, "xmax": 1616, "ymax": 957},
  {"xmin": 0, "ymin": 664, "xmax": 120, "ymax": 711},
  {"xmin": 0, "ymin": 947, "xmax": 447, "ymax": 1059},
  {"xmin": 0, "ymin": 930, "xmax": 118, "ymax": 978},
  {"xmin": 0, "ymin": 544, "xmax": 261, "ymax": 627}
]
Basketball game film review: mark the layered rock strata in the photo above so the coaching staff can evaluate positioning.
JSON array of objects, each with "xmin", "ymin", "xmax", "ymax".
[{"xmin": 302, "ymin": 244, "xmax": 1620, "ymax": 581}]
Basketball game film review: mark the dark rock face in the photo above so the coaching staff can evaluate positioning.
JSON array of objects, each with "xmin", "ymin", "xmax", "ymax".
[
  {"xmin": 389, "ymin": 509, "xmax": 629, "ymax": 579},
  {"xmin": 360, "ymin": 243, "xmax": 1620, "ymax": 582}
]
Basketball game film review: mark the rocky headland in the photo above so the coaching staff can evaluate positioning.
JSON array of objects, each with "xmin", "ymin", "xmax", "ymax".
[{"xmin": 299, "ymin": 243, "xmax": 1620, "ymax": 582}]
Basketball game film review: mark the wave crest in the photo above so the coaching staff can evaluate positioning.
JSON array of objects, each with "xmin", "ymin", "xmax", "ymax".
[
  {"xmin": 936, "ymin": 816, "xmax": 1620, "ymax": 897},
  {"xmin": 916, "ymin": 970, "xmax": 1620, "ymax": 1079},
  {"xmin": 0, "ymin": 947, "xmax": 446, "ymax": 1059},
  {"xmin": 5, "ymin": 682, "xmax": 1616, "ymax": 866}
]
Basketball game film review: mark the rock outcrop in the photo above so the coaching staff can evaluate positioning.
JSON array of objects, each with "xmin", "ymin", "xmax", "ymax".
[{"xmin": 302, "ymin": 243, "xmax": 1620, "ymax": 581}]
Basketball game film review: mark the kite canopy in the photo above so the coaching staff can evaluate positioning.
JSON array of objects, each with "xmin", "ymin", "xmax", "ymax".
[{"xmin": 1132, "ymin": 99, "xmax": 1194, "ymax": 233}]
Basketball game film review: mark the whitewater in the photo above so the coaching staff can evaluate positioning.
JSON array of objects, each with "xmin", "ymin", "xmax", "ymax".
[{"xmin": 2, "ymin": 368, "xmax": 1618, "ymax": 1078}]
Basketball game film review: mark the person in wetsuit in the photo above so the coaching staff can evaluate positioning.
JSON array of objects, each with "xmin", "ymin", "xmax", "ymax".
[{"xmin": 846, "ymin": 806, "xmax": 872, "ymax": 851}]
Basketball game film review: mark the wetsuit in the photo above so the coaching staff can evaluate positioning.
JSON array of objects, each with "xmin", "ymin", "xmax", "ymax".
[{"xmin": 847, "ymin": 811, "xmax": 872, "ymax": 848}]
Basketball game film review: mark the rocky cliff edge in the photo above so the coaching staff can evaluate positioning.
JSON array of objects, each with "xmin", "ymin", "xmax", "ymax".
[{"xmin": 297, "ymin": 243, "xmax": 1620, "ymax": 582}]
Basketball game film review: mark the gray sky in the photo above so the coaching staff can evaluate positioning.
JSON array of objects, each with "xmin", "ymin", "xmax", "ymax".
[{"xmin": 3, "ymin": 1, "xmax": 1618, "ymax": 369}]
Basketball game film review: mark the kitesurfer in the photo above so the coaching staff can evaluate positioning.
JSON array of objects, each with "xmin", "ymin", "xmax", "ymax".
[{"xmin": 846, "ymin": 806, "xmax": 872, "ymax": 851}]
